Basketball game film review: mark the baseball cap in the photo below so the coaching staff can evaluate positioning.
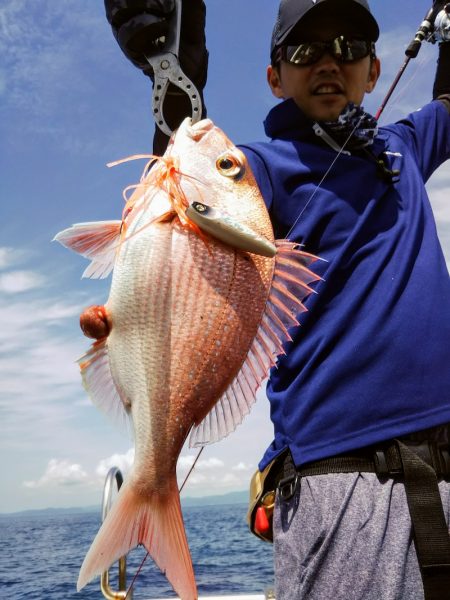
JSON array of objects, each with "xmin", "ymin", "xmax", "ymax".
[{"xmin": 271, "ymin": 0, "xmax": 380, "ymax": 56}]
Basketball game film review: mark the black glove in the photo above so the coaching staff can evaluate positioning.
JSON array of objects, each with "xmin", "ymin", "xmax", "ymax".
[
  {"xmin": 431, "ymin": 0, "xmax": 450, "ymax": 27},
  {"xmin": 105, "ymin": 0, "xmax": 208, "ymax": 154},
  {"xmin": 431, "ymin": 1, "xmax": 450, "ymax": 100},
  {"xmin": 105, "ymin": 0, "xmax": 175, "ymax": 76},
  {"xmin": 433, "ymin": 0, "xmax": 448, "ymax": 11}
]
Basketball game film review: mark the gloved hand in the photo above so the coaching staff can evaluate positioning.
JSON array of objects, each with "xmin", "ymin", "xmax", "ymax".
[
  {"xmin": 104, "ymin": 0, "xmax": 208, "ymax": 154},
  {"xmin": 105, "ymin": 0, "xmax": 174, "ymax": 75},
  {"xmin": 433, "ymin": 0, "xmax": 448, "ymax": 11},
  {"xmin": 432, "ymin": 1, "xmax": 450, "ymax": 98},
  {"xmin": 104, "ymin": 0, "xmax": 208, "ymax": 91},
  {"xmin": 432, "ymin": 0, "xmax": 450, "ymax": 26}
]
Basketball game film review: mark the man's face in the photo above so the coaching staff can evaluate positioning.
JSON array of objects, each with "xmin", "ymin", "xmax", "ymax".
[{"xmin": 268, "ymin": 18, "xmax": 381, "ymax": 121}]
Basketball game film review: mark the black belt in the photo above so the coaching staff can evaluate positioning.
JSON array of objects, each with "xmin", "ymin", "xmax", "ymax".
[{"xmin": 278, "ymin": 440, "xmax": 450, "ymax": 600}]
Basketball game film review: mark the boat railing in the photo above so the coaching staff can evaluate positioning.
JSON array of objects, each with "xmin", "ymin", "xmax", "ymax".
[{"xmin": 100, "ymin": 467, "xmax": 275, "ymax": 600}]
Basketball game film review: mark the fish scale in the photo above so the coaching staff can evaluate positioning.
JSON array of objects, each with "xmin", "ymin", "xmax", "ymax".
[{"xmin": 54, "ymin": 117, "xmax": 321, "ymax": 599}]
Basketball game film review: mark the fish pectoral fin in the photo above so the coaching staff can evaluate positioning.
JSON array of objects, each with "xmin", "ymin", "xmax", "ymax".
[
  {"xmin": 78, "ymin": 339, "xmax": 133, "ymax": 437},
  {"xmin": 77, "ymin": 478, "xmax": 197, "ymax": 600},
  {"xmin": 53, "ymin": 220, "xmax": 122, "ymax": 279},
  {"xmin": 189, "ymin": 240, "xmax": 321, "ymax": 448}
]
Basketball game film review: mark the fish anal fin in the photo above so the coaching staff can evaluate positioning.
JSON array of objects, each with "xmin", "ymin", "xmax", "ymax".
[
  {"xmin": 53, "ymin": 221, "xmax": 122, "ymax": 279},
  {"xmin": 189, "ymin": 239, "xmax": 321, "ymax": 447},
  {"xmin": 78, "ymin": 339, "xmax": 133, "ymax": 435},
  {"xmin": 77, "ymin": 478, "xmax": 197, "ymax": 600}
]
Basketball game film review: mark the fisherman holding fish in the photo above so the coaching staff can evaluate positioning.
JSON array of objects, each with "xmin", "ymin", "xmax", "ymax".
[{"xmin": 57, "ymin": 0, "xmax": 450, "ymax": 598}]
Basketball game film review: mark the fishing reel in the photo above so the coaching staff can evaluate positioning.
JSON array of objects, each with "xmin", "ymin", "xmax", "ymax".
[
  {"xmin": 430, "ymin": 4, "xmax": 450, "ymax": 43},
  {"xmin": 406, "ymin": 3, "xmax": 450, "ymax": 57}
]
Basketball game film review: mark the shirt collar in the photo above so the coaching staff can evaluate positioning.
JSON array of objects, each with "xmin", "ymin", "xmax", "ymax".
[{"xmin": 264, "ymin": 99, "xmax": 313, "ymax": 140}]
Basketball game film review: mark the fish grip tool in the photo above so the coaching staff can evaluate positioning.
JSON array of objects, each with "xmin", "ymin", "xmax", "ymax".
[
  {"xmin": 145, "ymin": 0, "xmax": 202, "ymax": 136},
  {"xmin": 376, "ymin": 3, "xmax": 450, "ymax": 120}
]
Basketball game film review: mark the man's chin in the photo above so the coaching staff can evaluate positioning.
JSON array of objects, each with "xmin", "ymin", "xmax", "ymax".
[{"xmin": 302, "ymin": 98, "xmax": 348, "ymax": 122}]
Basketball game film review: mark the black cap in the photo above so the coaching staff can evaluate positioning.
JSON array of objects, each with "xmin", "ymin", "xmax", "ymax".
[{"xmin": 271, "ymin": 0, "xmax": 379, "ymax": 56}]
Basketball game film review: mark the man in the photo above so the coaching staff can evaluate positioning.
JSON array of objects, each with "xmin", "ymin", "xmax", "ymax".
[{"xmin": 96, "ymin": 1, "xmax": 450, "ymax": 598}]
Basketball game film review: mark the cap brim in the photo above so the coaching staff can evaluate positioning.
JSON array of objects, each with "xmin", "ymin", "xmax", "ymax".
[{"xmin": 274, "ymin": 0, "xmax": 379, "ymax": 51}]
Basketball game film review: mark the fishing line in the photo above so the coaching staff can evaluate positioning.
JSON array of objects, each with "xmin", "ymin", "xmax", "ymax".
[
  {"xmin": 125, "ymin": 11, "xmax": 437, "ymax": 597},
  {"xmin": 285, "ymin": 2, "xmax": 437, "ymax": 238},
  {"xmin": 179, "ymin": 445, "xmax": 205, "ymax": 493},
  {"xmin": 124, "ymin": 446, "xmax": 205, "ymax": 598},
  {"xmin": 284, "ymin": 44, "xmax": 425, "ymax": 239},
  {"xmin": 378, "ymin": 52, "xmax": 432, "ymax": 124},
  {"xmin": 285, "ymin": 114, "xmax": 365, "ymax": 240}
]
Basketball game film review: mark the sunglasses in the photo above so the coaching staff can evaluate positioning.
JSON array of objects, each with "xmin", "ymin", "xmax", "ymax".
[{"xmin": 278, "ymin": 36, "xmax": 375, "ymax": 66}]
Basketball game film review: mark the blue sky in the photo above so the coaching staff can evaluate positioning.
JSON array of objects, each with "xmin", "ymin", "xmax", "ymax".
[{"xmin": 1, "ymin": 0, "xmax": 449, "ymax": 513}]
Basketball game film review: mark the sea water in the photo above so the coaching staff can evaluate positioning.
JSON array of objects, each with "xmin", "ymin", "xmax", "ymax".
[{"xmin": 0, "ymin": 504, "xmax": 274, "ymax": 599}]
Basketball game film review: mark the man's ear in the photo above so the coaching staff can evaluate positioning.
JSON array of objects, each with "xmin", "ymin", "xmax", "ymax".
[
  {"xmin": 366, "ymin": 57, "xmax": 381, "ymax": 93},
  {"xmin": 267, "ymin": 65, "xmax": 285, "ymax": 99}
]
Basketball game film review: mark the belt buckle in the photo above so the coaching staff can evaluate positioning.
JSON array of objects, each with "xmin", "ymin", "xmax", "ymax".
[{"xmin": 278, "ymin": 474, "xmax": 299, "ymax": 501}]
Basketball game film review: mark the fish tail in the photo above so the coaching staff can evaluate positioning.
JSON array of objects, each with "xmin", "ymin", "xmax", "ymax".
[{"xmin": 77, "ymin": 477, "xmax": 197, "ymax": 599}]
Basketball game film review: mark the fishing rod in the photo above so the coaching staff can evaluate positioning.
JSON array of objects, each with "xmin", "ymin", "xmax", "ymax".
[
  {"xmin": 376, "ymin": 3, "xmax": 450, "ymax": 120},
  {"xmin": 120, "ymin": 6, "xmax": 449, "ymax": 596},
  {"xmin": 286, "ymin": 3, "xmax": 450, "ymax": 236}
]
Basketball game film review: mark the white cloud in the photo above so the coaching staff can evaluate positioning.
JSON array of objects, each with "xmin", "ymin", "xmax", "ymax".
[
  {"xmin": 24, "ymin": 458, "xmax": 88, "ymax": 488},
  {"xmin": 20, "ymin": 448, "xmax": 251, "ymax": 495},
  {"xmin": 0, "ymin": 247, "xmax": 30, "ymax": 270},
  {"xmin": 0, "ymin": 270, "xmax": 46, "ymax": 293},
  {"xmin": 0, "ymin": 0, "xmax": 131, "ymax": 156},
  {"xmin": 96, "ymin": 448, "xmax": 135, "ymax": 479},
  {"xmin": 232, "ymin": 462, "xmax": 253, "ymax": 472},
  {"xmin": 176, "ymin": 452, "xmax": 254, "ymax": 495},
  {"xmin": 198, "ymin": 457, "xmax": 225, "ymax": 469},
  {"xmin": 177, "ymin": 455, "xmax": 224, "ymax": 476},
  {"xmin": 0, "ymin": 247, "xmax": 14, "ymax": 269},
  {"xmin": 0, "ymin": 248, "xmax": 97, "ymax": 458}
]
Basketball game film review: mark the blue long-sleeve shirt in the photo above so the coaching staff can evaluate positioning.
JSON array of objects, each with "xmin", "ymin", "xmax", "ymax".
[{"xmin": 240, "ymin": 98, "xmax": 450, "ymax": 470}]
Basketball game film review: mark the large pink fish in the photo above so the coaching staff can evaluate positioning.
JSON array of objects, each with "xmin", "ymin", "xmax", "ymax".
[{"xmin": 55, "ymin": 118, "xmax": 320, "ymax": 599}]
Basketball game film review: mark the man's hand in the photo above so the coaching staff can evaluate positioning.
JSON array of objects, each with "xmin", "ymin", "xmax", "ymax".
[
  {"xmin": 104, "ymin": 0, "xmax": 208, "ymax": 153},
  {"xmin": 433, "ymin": 0, "xmax": 448, "ymax": 11},
  {"xmin": 105, "ymin": 1, "xmax": 176, "ymax": 77},
  {"xmin": 104, "ymin": 0, "xmax": 208, "ymax": 91}
]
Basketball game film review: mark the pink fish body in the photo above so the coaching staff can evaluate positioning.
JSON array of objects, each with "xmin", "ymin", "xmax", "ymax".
[{"xmin": 54, "ymin": 118, "xmax": 320, "ymax": 599}]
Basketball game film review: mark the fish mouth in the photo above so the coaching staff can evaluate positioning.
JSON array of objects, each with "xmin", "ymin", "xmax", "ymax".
[{"xmin": 179, "ymin": 117, "xmax": 215, "ymax": 141}]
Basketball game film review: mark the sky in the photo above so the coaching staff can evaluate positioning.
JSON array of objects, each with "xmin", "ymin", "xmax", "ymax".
[{"xmin": 1, "ymin": 0, "xmax": 449, "ymax": 514}]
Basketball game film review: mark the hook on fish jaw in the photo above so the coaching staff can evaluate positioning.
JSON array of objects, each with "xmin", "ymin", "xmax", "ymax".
[
  {"xmin": 107, "ymin": 151, "xmax": 275, "ymax": 256},
  {"xmin": 185, "ymin": 201, "xmax": 277, "ymax": 258}
]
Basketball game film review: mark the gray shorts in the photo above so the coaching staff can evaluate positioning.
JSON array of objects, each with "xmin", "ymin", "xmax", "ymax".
[{"xmin": 274, "ymin": 429, "xmax": 450, "ymax": 600}]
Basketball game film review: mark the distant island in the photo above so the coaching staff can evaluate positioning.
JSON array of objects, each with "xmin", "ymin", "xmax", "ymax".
[{"xmin": 0, "ymin": 489, "xmax": 249, "ymax": 517}]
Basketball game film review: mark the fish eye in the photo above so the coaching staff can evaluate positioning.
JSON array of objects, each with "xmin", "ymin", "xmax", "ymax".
[
  {"xmin": 215, "ymin": 151, "xmax": 245, "ymax": 179},
  {"xmin": 218, "ymin": 158, "xmax": 234, "ymax": 170}
]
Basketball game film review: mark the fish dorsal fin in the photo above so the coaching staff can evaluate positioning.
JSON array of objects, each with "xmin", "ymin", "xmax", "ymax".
[
  {"xmin": 189, "ymin": 241, "xmax": 321, "ymax": 447},
  {"xmin": 53, "ymin": 221, "xmax": 122, "ymax": 279},
  {"xmin": 78, "ymin": 339, "xmax": 133, "ymax": 438}
]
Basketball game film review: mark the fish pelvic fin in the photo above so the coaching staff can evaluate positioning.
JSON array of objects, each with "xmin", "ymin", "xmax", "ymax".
[
  {"xmin": 77, "ymin": 477, "xmax": 197, "ymax": 600},
  {"xmin": 78, "ymin": 339, "xmax": 133, "ymax": 438},
  {"xmin": 189, "ymin": 240, "xmax": 322, "ymax": 447},
  {"xmin": 53, "ymin": 220, "xmax": 122, "ymax": 279}
]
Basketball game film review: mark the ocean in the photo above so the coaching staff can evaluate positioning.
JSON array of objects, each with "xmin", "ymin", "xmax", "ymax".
[{"xmin": 1, "ymin": 503, "xmax": 274, "ymax": 599}]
